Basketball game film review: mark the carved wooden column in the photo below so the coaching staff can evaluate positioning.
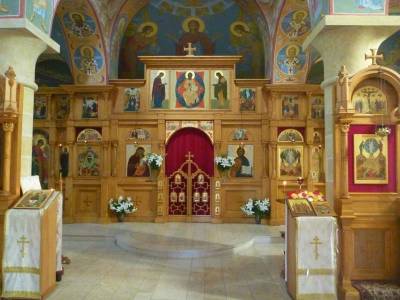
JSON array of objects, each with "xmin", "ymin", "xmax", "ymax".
[
  {"xmin": 340, "ymin": 122, "xmax": 351, "ymax": 199},
  {"xmin": 111, "ymin": 141, "xmax": 118, "ymax": 177},
  {"xmin": 1, "ymin": 122, "xmax": 14, "ymax": 194}
]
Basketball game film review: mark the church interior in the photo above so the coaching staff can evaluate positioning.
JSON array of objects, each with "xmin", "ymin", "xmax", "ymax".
[{"xmin": 0, "ymin": 0, "xmax": 399, "ymax": 299}]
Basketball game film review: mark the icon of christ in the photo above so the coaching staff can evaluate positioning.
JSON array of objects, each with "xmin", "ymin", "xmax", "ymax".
[{"xmin": 175, "ymin": 71, "xmax": 205, "ymax": 109}]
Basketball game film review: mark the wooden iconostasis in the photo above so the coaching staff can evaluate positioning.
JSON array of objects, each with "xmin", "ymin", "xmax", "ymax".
[{"xmin": 32, "ymin": 58, "xmax": 324, "ymax": 224}]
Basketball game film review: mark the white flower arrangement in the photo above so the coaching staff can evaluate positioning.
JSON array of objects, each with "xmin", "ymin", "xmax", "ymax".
[
  {"xmin": 109, "ymin": 196, "xmax": 137, "ymax": 214},
  {"xmin": 143, "ymin": 153, "xmax": 163, "ymax": 170},
  {"xmin": 241, "ymin": 198, "xmax": 271, "ymax": 217},
  {"xmin": 215, "ymin": 155, "xmax": 235, "ymax": 171}
]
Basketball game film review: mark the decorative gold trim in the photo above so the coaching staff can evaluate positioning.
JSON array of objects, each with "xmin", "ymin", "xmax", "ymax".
[
  {"xmin": 297, "ymin": 294, "xmax": 337, "ymax": 300},
  {"xmin": 3, "ymin": 266, "xmax": 40, "ymax": 274},
  {"xmin": 2, "ymin": 291, "xmax": 41, "ymax": 299},
  {"xmin": 296, "ymin": 268, "xmax": 335, "ymax": 276}
]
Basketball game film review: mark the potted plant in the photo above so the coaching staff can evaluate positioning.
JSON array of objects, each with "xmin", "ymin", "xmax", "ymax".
[
  {"xmin": 241, "ymin": 198, "xmax": 271, "ymax": 224},
  {"xmin": 143, "ymin": 153, "xmax": 163, "ymax": 180},
  {"xmin": 109, "ymin": 196, "xmax": 137, "ymax": 222},
  {"xmin": 215, "ymin": 154, "xmax": 235, "ymax": 178}
]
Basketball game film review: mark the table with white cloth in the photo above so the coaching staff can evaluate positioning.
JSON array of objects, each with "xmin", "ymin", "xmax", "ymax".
[
  {"xmin": 2, "ymin": 189, "xmax": 63, "ymax": 299},
  {"xmin": 286, "ymin": 203, "xmax": 338, "ymax": 300}
]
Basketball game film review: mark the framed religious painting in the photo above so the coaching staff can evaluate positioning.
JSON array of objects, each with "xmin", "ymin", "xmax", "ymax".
[
  {"xmin": 239, "ymin": 88, "xmax": 256, "ymax": 111},
  {"xmin": 34, "ymin": 95, "xmax": 47, "ymax": 120},
  {"xmin": 150, "ymin": 70, "xmax": 170, "ymax": 109},
  {"xmin": 55, "ymin": 95, "xmax": 70, "ymax": 120},
  {"xmin": 77, "ymin": 146, "xmax": 100, "ymax": 176},
  {"xmin": 281, "ymin": 95, "xmax": 299, "ymax": 119},
  {"xmin": 126, "ymin": 144, "xmax": 151, "ymax": 177},
  {"xmin": 353, "ymin": 134, "xmax": 388, "ymax": 184},
  {"xmin": 287, "ymin": 198, "xmax": 315, "ymax": 217},
  {"xmin": 227, "ymin": 144, "xmax": 253, "ymax": 177},
  {"xmin": 172, "ymin": 70, "xmax": 208, "ymax": 110},
  {"xmin": 211, "ymin": 70, "xmax": 230, "ymax": 109},
  {"xmin": 277, "ymin": 145, "xmax": 303, "ymax": 179},
  {"xmin": 124, "ymin": 88, "xmax": 140, "ymax": 112},
  {"xmin": 311, "ymin": 96, "xmax": 324, "ymax": 119},
  {"xmin": 352, "ymin": 86, "xmax": 387, "ymax": 114},
  {"xmin": 82, "ymin": 95, "xmax": 98, "ymax": 119},
  {"xmin": 32, "ymin": 129, "xmax": 50, "ymax": 188}
]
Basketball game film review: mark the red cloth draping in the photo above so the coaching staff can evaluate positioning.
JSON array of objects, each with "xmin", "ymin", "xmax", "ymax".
[
  {"xmin": 348, "ymin": 125, "xmax": 396, "ymax": 192},
  {"xmin": 166, "ymin": 127, "xmax": 214, "ymax": 176}
]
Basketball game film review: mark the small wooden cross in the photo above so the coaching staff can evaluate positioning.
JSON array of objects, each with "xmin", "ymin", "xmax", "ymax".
[
  {"xmin": 365, "ymin": 49, "xmax": 383, "ymax": 65},
  {"xmin": 185, "ymin": 152, "xmax": 194, "ymax": 162},
  {"xmin": 17, "ymin": 235, "xmax": 30, "ymax": 258},
  {"xmin": 310, "ymin": 236, "xmax": 322, "ymax": 260},
  {"xmin": 184, "ymin": 43, "xmax": 197, "ymax": 56}
]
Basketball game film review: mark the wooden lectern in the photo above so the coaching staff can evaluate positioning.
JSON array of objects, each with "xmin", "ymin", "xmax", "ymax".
[
  {"xmin": 286, "ymin": 199, "xmax": 338, "ymax": 300},
  {"xmin": 2, "ymin": 189, "xmax": 62, "ymax": 299}
]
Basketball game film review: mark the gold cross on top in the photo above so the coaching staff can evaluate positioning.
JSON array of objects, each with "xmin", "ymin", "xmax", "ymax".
[
  {"xmin": 17, "ymin": 235, "xmax": 30, "ymax": 258},
  {"xmin": 310, "ymin": 236, "xmax": 322, "ymax": 260},
  {"xmin": 185, "ymin": 152, "xmax": 194, "ymax": 162},
  {"xmin": 365, "ymin": 49, "xmax": 383, "ymax": 65},
  {"xmin": 184, "ymin": 43, "xmax": 197, "ymax": 56}
]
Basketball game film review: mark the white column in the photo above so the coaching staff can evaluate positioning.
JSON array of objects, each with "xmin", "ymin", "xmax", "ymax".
[{"xmin": 0, "ymin": 30, "xmax": 58, "ymax": 176}]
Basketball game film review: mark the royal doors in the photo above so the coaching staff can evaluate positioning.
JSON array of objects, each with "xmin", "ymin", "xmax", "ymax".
[{"xmin": 165, "ymin": 128, "xmax": 214, "ymax": 220}]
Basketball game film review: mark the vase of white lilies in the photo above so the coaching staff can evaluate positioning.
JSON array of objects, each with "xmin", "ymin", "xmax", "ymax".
[
  {"xmin": 215, "ymin": 155, "xmax": 235, "ymax": 179},
  {"xmin": 109, "ymin": 196, "xmax": 137, "ymax": 222},
  {"xmin": 241, "ymin": 198, "xmax": 271, "ymax": 224},
  {"xmin": 143, "ymin": 153, "xmax": 163, "ymax": 181}
]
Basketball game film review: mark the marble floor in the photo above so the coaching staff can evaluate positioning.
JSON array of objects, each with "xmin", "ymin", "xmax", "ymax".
[{"xmin": 49, "ymin": 223, "xmax": 290, "ymax": 300}]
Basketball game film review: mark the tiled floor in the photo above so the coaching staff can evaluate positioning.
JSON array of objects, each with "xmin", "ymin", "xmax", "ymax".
[{"xmin": 49, "ymin": 223, "xmax": 290, "ymax": 300}]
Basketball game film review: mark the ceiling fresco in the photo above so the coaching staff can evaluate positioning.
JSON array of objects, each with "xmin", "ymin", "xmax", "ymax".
[{"xmin": 35, "ymin": 0, "xmax": 399, "ymax": 86}]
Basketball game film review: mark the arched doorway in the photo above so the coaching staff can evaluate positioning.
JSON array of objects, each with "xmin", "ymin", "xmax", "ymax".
[{"xmin": 166, "ymin": 127, "xmax": 214, "ymax": 221}]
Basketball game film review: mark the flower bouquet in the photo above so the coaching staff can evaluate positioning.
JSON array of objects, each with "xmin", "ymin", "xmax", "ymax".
[
  {"xmin": 215, "ymin": 154, "xmax": 235, "ymax": 178},
  {"xmin": 109, "ymin": 196, "xmax": 137, "ymax": 222},
  {"xmin": 241, "ymin": 198, "xmax": 271, "ymax": 224},
  {"xmin": 143, "ymin": 153, "xmax": 163, "ymax": 180},
  {"xmin": 288, "ymin": 190, "xmax": 325, "ymax": 202}
]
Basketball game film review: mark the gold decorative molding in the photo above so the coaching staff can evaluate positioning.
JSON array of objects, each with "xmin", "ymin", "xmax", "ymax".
[
  {"xmin": 339, "ymin": 121, "xmax": 351, "ymax": 134},
  {"xmin": 2, "ymin": 122, "xmax": 14, "ymax": 132}
]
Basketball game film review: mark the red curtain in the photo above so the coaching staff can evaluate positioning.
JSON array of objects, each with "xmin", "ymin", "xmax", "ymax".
[{"xmin": 166, "ymin": 128, "xmax": 214, "ymax": 176}]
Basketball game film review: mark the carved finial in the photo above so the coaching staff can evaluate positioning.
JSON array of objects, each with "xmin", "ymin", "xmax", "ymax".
[
  {"xmin": 5, "ymin": 66, "xmax": 16, "ymax": 86},
  {"xmin": 184, "ymin": 43, "xmax": 197, "ymax": 56},
  {"xmin": 338, "ymin": 65, "xmax": 348, "ymax": 85},
  {"xmin": 365, "ymin": 49, "xmax": 383, "ymax": 66}
]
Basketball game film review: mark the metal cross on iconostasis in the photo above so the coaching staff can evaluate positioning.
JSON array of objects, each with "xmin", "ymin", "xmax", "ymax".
[{"xmin": 184, "ymin": 43, "xmax": 197, "ymax": 56}]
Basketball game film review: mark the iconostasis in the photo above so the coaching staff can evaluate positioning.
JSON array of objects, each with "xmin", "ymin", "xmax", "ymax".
[{"xmin": 33, "ymin": 55, "xmax": 324, "ymax": 224}]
